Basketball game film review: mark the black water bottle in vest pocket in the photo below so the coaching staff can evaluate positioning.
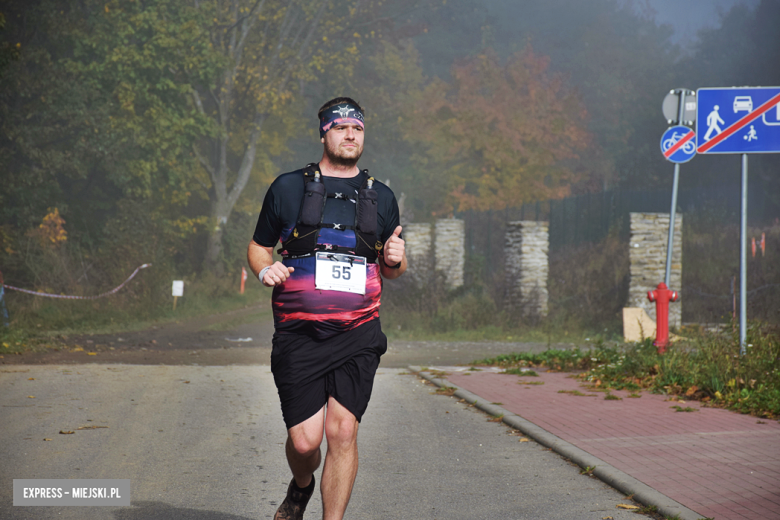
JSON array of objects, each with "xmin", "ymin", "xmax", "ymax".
[
  {"xmin": 356, "ymin": 184, "xmax": 377, "ymax": 235},
  {"xmin": 300, "ymin": 174, "xmax": 326, "ymax": 226}
]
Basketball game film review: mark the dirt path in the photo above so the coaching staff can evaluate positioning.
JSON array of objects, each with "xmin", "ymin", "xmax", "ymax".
[{"xmin": 1, "ymin": 307, "xmax": 575, "ymax": 367}]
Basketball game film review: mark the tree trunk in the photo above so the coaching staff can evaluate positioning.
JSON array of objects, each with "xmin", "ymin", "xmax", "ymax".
[
  {"xmin": 197, "ymin": 1, "xmax": 330, "ymax": 274},
  {"xmin": 202, "ymin": 114, "xmax": 263, "ymax": 274},
  {"xmin": 204, "ymin": 206, "xmax": 229, "ymax": 276}
]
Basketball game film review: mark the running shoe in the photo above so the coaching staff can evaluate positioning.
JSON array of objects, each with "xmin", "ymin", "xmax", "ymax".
[{"xmin": 273, "ymin": 476, "xmax": 315, "ymax": 520}]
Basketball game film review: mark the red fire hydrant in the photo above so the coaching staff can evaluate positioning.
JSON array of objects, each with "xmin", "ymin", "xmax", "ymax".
[{"xmin": 647, "ymin": 282, "xmax": 678, "ymax": 354}]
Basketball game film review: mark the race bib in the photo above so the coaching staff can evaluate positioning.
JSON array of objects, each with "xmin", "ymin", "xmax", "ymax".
[{"xmin": 315, "ymin": 253, "xmax": 367, "ymax": 295}]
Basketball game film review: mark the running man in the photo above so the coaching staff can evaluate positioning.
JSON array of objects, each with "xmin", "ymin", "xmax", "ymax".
[
  {"xmin": 704, "ymin": 105, "xmax": 725, "ymax": 141},
  {"xmin": 247, "ymin": 97, "xmax": 407, "ymax": 520}
]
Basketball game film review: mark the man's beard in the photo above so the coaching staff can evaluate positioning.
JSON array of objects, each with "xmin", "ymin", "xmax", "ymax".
[{"xmin": 324, "ymin": 139, "xmax": 363, "ymax": 168}]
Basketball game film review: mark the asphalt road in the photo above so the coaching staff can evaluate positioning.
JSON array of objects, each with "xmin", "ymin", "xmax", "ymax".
[{"xmin": 1, "ymin": 362, "xmax": 650, "ymax": 520}]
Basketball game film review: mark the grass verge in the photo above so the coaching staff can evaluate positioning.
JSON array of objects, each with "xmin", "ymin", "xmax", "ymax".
[
  {"xmin": 472, "ymin": 323, "xmax": 780, "ymax": 419},
  {"xmin": 0, "ymin": 277, "xmax": 271, "ymax": 353}
]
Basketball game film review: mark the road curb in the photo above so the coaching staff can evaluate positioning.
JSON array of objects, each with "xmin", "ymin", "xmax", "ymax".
[{"xmin": 410, "ymin": 366, "xmax": 704, "ymax": 520}]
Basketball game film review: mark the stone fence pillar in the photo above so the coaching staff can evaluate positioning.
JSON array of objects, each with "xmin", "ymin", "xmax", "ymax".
[
  {"xmin": 401, "ymin": 219, "xmax": 465, "ymax": 289},
  {"xmin": 403, "ymin": 223, "xmax": 433, "ymax": 285},
  {"xmin": 628, "ymin": 212, "xmax": 682, "ymax": 329},
  {"xmin": 434, "ymin": 218, "xmax": 465, "ymax": 289},
  {"xmin": 504, "ymin": 221, "xmax": 549, "ymax": 317}
]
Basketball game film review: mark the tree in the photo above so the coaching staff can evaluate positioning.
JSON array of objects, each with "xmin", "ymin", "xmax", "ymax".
[
  {"xmin": 0, "ymin": 0, "xmax": 124, "ymax": 259},
  {"xmin": 406, "ymin": 0, "xmax": 679, "ymax": 190},
  {"xmin": 64, "ymin": 0, "xmax": 386, "ymax": 274},
  {"xmin": 410, "ymin": 46, "xmax": 592, "ymax": 214},
  {"xmin": 188, "ymin": 0, "xmax": 360, "ymax": 272}
]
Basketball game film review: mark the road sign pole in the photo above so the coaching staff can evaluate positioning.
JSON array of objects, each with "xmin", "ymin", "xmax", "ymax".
[
  {"xmin": 665, "ymin": 163, "xmax": 680, "ymax": 287},
  {"xmin": 664, "ymin": 90, "xmax": 686, "ymax": 287},
  {"xmin": 739, "ymin": 154, "xmax": 748, "ymax": 355}
]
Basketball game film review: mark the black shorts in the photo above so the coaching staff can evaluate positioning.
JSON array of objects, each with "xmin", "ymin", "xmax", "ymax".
[{"xmin": 270, "ymin": 319, "xmax": 388, "ymax": 430}]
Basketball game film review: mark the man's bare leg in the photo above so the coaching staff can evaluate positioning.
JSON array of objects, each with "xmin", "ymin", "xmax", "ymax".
[
  {"xmin": 321, "ymin": 396, "xmax": 359, "ymax": 520},
  {"xmin": 286, "ymin": 406, "xmax": 326, "ymax": 487},
  {"xmin": 273, "ymin": 407, "xmax": 326, "ymax": 520}
]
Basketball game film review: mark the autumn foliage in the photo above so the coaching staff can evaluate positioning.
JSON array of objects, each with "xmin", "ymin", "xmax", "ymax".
[
  {"xmin": 29, "ymin": 208, "xmax": 67, "ymax": 248},
  {"xmin": 411, "ymin": 46, "xmax": 591, "ymax": 213}
]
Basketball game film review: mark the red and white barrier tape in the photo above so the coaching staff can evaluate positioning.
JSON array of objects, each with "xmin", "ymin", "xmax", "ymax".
[{"xmin": 2, "ymin": 264, "xmax": 152, "ymax": 300}]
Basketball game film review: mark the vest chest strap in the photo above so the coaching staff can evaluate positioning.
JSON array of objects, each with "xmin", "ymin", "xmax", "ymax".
[{"xmin": 280, "ymin": 164, "xmax": 380, "ymax": 261}]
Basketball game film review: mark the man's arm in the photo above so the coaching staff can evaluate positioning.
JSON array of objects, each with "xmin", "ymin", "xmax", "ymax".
[
  {"xmin": 379, "ymin": 226, "xmax": 407, "ymax": 280},
  {"xmin": 247, "ymin": 241, "xmax": 294, "ymax": 287}
]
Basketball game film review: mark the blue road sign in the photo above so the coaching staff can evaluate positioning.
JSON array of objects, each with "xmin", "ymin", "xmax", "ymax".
[
  {"xmin": 660, "ymin": 126, "xmax": 696, "ymax": 163},
  {"xmin": 697, "ymin": 87, "xmax": 780, "ymax": 154}
]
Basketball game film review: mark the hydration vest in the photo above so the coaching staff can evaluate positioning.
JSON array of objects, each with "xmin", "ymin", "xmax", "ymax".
[{"xmin": 278, "ymin": 163, "xmax": 384, "ymax": 262}]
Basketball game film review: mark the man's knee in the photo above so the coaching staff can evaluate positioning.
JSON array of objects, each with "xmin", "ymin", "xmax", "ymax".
[
  {"xmin": 325, "ymin": 411, "xmax": 358, "ymax": 447},
  {"xmin": 288, "ymin": 424, "xmax": 324, "ymax": 457}
]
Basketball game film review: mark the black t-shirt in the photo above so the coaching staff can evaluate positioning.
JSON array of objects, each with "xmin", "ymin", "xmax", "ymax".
[{"xmin": 253, "ymin": 166, "xmax": 401, "ymax": 339}]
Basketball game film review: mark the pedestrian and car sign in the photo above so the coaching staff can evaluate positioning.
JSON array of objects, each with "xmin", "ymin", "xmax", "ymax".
[
  {"xmin": 697, "ymin": 87, "xmax": 780, "ymax": 154},
  {"xmin": 660, "ymin": 125, "xmax": 696, "ymax": 163}
]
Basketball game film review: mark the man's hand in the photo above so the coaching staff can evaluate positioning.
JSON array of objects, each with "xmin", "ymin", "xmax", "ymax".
[
  {"xmin": 383, "ymin": 226, "xmax": 404, "ymax": 267},
  {"xmin": 261, "ymin": 261, "xmax": 295, "ymax": 287}
]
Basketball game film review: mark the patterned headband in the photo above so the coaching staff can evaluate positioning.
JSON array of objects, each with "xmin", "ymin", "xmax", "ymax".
[{"xmin": 319, "ymin": 103, "xmax": 365, "ymax": 138}]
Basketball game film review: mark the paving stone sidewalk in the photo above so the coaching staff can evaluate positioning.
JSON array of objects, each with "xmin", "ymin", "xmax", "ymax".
[{"xmin": 434, "ymin": 367, "xmax": 780, "ymax": 520}]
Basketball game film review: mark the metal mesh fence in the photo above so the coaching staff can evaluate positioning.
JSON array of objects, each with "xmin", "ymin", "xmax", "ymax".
[{"xmin": 459, "ymin": 185, "xmax": 780, "ymax": 326}]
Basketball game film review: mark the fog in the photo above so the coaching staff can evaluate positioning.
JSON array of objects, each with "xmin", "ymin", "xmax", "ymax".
[
  {"xmin": 629, "ymin": 0, "xmax": 759, "ymax": 42},
  {"xmin": 1, "ymin": 0, "xmax": 778, "ymax": 330}
]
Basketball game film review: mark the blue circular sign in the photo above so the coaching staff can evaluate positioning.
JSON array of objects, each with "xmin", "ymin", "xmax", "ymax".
[{"xmin": 660, "ymin": 125, "xmax": 696, "ymax": 163}]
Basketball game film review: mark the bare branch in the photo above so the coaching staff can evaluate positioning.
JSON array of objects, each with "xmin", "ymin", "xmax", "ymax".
[
  {"xmin": 208, "ymin": 88, "xmax": 224, "ymax": 124},
  {"xmin": 289, "ymin": 0, "xmax": 329, "ymax": 71},
  {"xmin": 234, "ymin": 74, "xmax": 256, "ymax": 115},
  {"xmin": 285, "ymin": 9, "xmax": 311, "ymax": 54},
  {"xmin": 224, "ymin": 0, "xmax": 265, "ymax": 33},
  {"xmin": 194, "ymin": 174, "xmax": 211, "ymax": 193},
  {"xmin": 219, "ymin": 135, "xmax": 229, "ymax": 188},
  {"xmin": 229, "ymin": 0, "xmax": 266, "ymax": 98},
  {"xmin": 191, "ymin": 88, "xmax": 206, "ymax": 115},
  {"xmin": 267, "ymin": 0, "xmax": 328, "ymax": 82},
  {"xmin": 228, "ymin": 0, "xmax": 240, "ymax": 56},
  {"xmin": 228, "ymin": 113, "xmax": 267, "ymax": 206},
  {"xmin": 262, "ymin": 1, "xmax": 324, "ymax": 90},
  {"xmin": 346, "ymin": 2, "xmax": 432, "ymax": 32},
  {"xmin": 266, "ymin": 0, "xmax": 301, "ymax": 70},
  {"xmin": 193, "ymin": 144, "xmax": 215, "ymax": 178}
]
